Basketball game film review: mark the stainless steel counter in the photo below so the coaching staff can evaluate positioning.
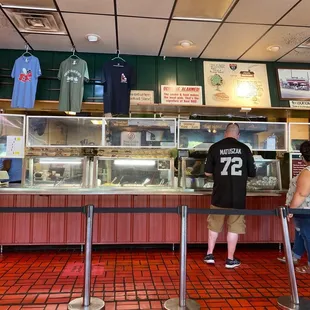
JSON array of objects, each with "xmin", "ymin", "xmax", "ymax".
[{"xmin": 0, "ymin": 186, "xmax": 285, "ymax": 196}]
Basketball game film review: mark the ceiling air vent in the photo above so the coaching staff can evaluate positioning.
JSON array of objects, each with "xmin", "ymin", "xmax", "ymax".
[{"xmin": 3, "ymin": 8, "xmax": 66, "ymax": 34}]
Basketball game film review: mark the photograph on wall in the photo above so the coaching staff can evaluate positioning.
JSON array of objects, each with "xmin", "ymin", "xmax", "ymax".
[
  {"xmin": 203, "ymin": 61, "xmax": 271, "ymax": 108},
  {"xmin": 277, "ymin": 68, "xmax": 310, "ymax": 100}
]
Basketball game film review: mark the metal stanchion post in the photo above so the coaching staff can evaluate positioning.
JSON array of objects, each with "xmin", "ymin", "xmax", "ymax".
[
  {"xmin": 164, "ymin": 206, "xmax": 200, "ymax": 310},
  {"xmin": 277, "ymin": 207, "xmax": 310, "ymax": 310},
  {"xmin": 68, "ymin": 205, "xmax": 105, "ymax": 310}
]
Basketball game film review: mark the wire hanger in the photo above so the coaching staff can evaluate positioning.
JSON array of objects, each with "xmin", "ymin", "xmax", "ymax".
[
  {"xmin": 22, "ymin": 45, "xmax": 32, "ymax": 57},
  {"xmin": 69, "ymin": 47, "xmax": 79, "ymax": 59},
  {"xmin": 112, "ymin": 50, "xmax": 126, "ymax": 62}
]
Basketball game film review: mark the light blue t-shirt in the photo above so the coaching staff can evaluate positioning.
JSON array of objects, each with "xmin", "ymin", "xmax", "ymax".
[{"xmin": 11, "ymin": 56, "xmax": 41, "ymax": 109}]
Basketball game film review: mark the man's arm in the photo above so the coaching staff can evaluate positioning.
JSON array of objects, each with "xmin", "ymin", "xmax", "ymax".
[
  {"xmin": 247, "ymin": 148, "xmax": 256, "ymax": 178},
  {"xmin": 2, "ymin": 159, "xmax": 11, "ymax": 172},
  {"xmin": 204, "ymin": 148, "xmax": 214, "ymax": 177}
]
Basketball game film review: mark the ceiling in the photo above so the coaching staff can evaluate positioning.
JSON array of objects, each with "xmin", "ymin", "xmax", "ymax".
[{"xmin": 1, "ymin": 0, "xmax": 310, "ymax": 62}]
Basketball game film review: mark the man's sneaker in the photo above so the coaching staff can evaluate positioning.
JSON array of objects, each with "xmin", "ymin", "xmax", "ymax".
[
  {"xmin": 225, "ymin": 258, "xmax": 241, "ymax": 269},
  {"xmin": 204, "ymin": 254, "xmax": 215, "ymax": 264},
  {"xmin": 277, "ymin": 256, "xmax": 299, "ymax": 265}
]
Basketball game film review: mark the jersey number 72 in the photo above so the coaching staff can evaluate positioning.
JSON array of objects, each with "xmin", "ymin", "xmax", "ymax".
[{"xmin": 220, "ymin": 157, "xmax": 243, "ymax": 176}]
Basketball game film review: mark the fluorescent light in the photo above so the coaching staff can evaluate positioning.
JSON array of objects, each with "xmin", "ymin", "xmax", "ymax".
[
  {"xmin": 39, "ymin": 158, "xmax": 82, "ymax": 165},
  {"xmin": 173, "ymin": 17, "xmax": 221, "ymax": 22},
  {"xmin": 65, "ymin": 111, "xmax": 76, "ymax": 116},
  {"xmin": 1, "ymin": 4, "xmax": 57, "ymax": 11},
  {"xmin": 91, "ymin": 120, "xmax": 102, "ymax": 125},
  {"xmin": 114, "ymin": 160, "xmax": 156, "ymax": 166}
]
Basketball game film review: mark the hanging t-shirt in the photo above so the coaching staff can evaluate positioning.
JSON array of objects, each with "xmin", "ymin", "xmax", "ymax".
[
  {"xmin": 58, "ymin": 57, "xmax": 89, "ymax": 113},
  {"xmin": 102, "ymin": 60, "xmax": 135, "ymax": 115},
  {"xmin": 11, "ymin": 55, "xmax": 41, "ymax": 109}
]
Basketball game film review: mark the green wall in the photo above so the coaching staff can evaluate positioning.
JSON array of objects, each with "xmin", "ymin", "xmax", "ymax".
[{"xmin": 0, "ymin": 49, "xmax": 309, "ymax": 108}]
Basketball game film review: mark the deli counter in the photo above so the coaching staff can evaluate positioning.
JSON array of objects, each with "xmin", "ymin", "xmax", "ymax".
[{"xmin": 0, "ymin": 114, "xmax": 293, "ymax": 245}]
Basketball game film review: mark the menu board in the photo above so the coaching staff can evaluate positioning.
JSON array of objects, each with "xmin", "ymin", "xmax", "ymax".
[
  {"xmin": 290, "ymin": 153, "xmax": 306, "ymax": 179},
  {"xmin": 6, "ymin": 136, "xmax": 24, "ymax": 158},
  {"xmin": 203, "ymin": 61, "xmax": 271, "ymax": 108}
]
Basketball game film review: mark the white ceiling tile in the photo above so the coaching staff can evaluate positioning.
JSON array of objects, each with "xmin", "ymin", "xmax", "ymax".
[
  {"xmin": 118, "ymin": 17, "xmax": 168, "ymax": 56},
  {"xmin": 117, "ymin": 0, "xmax": 174, "ymax": 18},
  {"xmin": 202, "ymin": 23, "xmax": 270, "ymax": 59},
  {"xmin": 279, "ymin": 48, "xmax": 310, "ymax": 63},
  {"xmin": 279, "ymin": 1, "xmax": 310, "ymax": 26},
  {"xmin": 56, "ymin": 0, "xmax": 114, "ymax": 14},
  {"xmin": 0, "ymin": 11, "xmax": 25, "ymax": 49},
  {"xmin": 161, "ymin": 21, "xmax": 220, "ymax": 58},
  {"xmin": 63, "ymin": 13, "xmax": 116, "ymax": 53},
  {"xmin": 240, "ymin": 26, "xmax": 310, "ymax": 61},
  {"xmin": 23, "ymin": 34, "xmax": 72, "ymax": 51},
  {"xmin": 226, "ymin": 0, "xmax": 299, "ymax": 24}
]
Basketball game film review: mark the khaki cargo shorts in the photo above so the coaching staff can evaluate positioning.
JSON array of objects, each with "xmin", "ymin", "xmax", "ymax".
[{"xmin": 207, "ymin": 205, "xmax": 246, "ymax": 234}]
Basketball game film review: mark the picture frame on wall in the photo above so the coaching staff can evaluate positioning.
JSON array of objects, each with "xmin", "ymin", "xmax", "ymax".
[{"xmin": 276, "ymin": 68, "xmax": 310, "ymax": 100}]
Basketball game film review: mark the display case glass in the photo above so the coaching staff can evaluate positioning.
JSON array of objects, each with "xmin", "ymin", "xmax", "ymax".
[
  {"xmin": 180, "ymin": 157, "xmax": 282, "ymax": 191},
  {"xmin": 178, "ymin": 120, "xmax": 287, "ymax": 151},
  {"xmin": 23, "ymin": 157, "xmax": 88, "ymax": 188},
  {"xmin": 26, "ymin": 116, "xmax": 103, "ymax": 147},
  {"xmin": 93, "ymin": 157, "xmax": 175, "ymax": 188},
  {"xmin": 103, "ymin": 118, "xmax": 177, "ymax": 148},
  {"xmin": 288, "ymin": 122, "xmax": 310, "ymax": 152},
  {"xmin": 0, "ymin": 114, "xmax": 25, "ymax": 158}
]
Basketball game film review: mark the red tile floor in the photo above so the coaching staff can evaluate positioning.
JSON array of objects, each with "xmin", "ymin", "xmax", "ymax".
[{"xmin": 0, "ymin": 246, "xmax": 309, "ymax": 309}]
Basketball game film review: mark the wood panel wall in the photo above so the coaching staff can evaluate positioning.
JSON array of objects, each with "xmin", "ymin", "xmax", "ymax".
[{"xmin": 0, "ymin": 194, "xmax": 289, "ymax": 246}]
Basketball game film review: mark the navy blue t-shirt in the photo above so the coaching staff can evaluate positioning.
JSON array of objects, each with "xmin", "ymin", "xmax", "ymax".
[{"xmin": 102, "ymin": 60, "xmax": 135, "ymax": 115}]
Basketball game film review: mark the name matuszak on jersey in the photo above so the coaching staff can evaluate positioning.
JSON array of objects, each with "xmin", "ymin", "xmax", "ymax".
[{"xmin": 219, "ymin": 148, "xmax": 242, "ymax": 155}]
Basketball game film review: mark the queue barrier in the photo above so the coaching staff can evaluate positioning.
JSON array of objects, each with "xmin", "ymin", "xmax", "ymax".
[{"xmin": 0, "ymin": 206, "xmax": 309, "ymax": 310}]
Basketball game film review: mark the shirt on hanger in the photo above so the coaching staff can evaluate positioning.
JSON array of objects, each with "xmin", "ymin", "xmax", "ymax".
[
  {"xmin": 11, "ymin": 56, "xmax": 41, "ymax": 109},
  {"xmin": 58, "ymin": 57, "xmax": 89, "ymax": 113},
  {"xmin": 102, "ymin": 60, "xmax": 135, "ymax": 115}
]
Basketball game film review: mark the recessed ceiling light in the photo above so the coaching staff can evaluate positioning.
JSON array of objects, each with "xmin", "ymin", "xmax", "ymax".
[
  {"xmin": 86, "ymin": 34, "xmax": 100, "ymax": 42},
  {"xmin": 179, "ymin": 40, "xmax": 193, "ymax": 48},
  {"xmin": 267, "ymin": 45, "xmax": 280, "ymax": 52}
]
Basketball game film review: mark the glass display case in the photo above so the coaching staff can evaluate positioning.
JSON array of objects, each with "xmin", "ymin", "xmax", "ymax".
[
  {"xmin": 23, "ymin": 157, "xmax": 89, "ymax": 188},
  {"xmin": 288, "ymin": 122, "xmax": 310, "ymax": 152},
  {"xmin": 26, "ymin": 116, "xmax": 103, "ymax": 147},
  {"xmin": 178, "ymin": 120, "xmax": 287, "ymax": 151},
  {"xmin": 0, "ymin": 114, "xmax": 25, "ymax": 158},
  {"xmin": 180, "ymin": 157, "xmax": 282, "ymax": 191},
  {"xmin": 93, "ymin": 157, "xmax": 175, "ymax": 188},
  {"xmin": 103, "ymin": 118, "xmax": 176, "ymax": 148}
]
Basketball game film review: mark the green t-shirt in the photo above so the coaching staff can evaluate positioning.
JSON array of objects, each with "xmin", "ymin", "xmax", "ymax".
[{"xmin": 58, "ymin": 58, "xmax": 89, "ymax": 112}]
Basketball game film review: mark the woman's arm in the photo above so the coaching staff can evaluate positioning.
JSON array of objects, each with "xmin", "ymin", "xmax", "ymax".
[{"xmin": 290, "ymin": 169, "xmax": 310, "ymax": 209}]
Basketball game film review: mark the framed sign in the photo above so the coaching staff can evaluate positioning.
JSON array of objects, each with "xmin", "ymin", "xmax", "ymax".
[
  {"xmin": 203, "ymin": 61, "xmax": 271, "ymax": 108},
  {"xmin": 277, "ymin": 68, "xmax": 310, "ymax": 101}
]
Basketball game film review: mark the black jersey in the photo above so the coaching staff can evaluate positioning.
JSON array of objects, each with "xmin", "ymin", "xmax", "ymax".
[{"xmin": 205, "ymin": 137, "xmax": 256, "ymax": 209}]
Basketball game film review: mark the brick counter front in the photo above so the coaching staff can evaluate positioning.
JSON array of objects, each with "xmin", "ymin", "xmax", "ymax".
[{"xmin": 0, "ymin": 193, "xmax": 287, "ymax": 245}]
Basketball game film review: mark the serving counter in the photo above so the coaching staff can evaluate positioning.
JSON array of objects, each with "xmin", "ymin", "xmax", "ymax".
[{"xmin": 0, "ymin": 115, "xmax": 291, "ymax": 246}]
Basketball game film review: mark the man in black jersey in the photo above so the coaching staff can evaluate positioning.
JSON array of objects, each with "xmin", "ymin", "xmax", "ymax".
[{"xmin": 204, "ymin": 123, "xmax": 256, "ymax": 268}]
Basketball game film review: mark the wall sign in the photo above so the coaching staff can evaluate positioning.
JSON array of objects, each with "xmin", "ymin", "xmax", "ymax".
[
  {"xmin": 289, "ymin": 100, "xmax": 310, "ymax": 108},
  {"xmin": 290, "ymin": 153, "xmax": 306, "ymax": 179},
  {"xmin": 6, "ymin": 136, "xmax": 24, "ymax": 158},
  {"xmin": 203, "ymin": 61, "xmax": 271, "ymax": 108},
  {"xmin": 161, "ymin": 85, "xmax": 202, "ymax": 105},
  {"xmin": 130, "ymin": 90, "xmax": 154, "ymax": 104}
]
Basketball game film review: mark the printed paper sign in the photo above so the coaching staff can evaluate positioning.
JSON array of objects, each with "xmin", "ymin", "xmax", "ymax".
[
  {"xmin": 120, "ymin": 132, "xmax": 141, "ymax": 147},
  {"xmin": 291, "ymin": 153, "xmax": 306, "ymax": 179},
  {"xmin": 130, "ymin": 91, "xmax": 154, "ymax": 104},
  {"xmin": 204, "ymin": 61, "xmax": 271, "ymax": 108},
  {"xmin": 289, "ymin": 101, "xmax": 310, "ymax": 108},
  {"xmin": 179, "ymin": 121, "xmax": 201, "ymax": 129},
  {"xmin": 6, "ymin": 136, "xmax": 24, "ymax": 157},
  {"xmin": 161, "ymin": 85, "xmax": 202, "ymax": 105}
]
